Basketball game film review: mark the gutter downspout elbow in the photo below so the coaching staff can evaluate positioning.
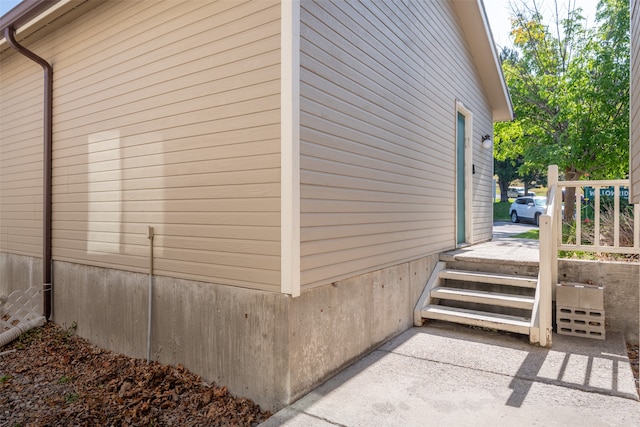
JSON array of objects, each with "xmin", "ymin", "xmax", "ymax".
[{"xmin": 4, "ymin": 26, "xmax": 53, "ymax": 320}]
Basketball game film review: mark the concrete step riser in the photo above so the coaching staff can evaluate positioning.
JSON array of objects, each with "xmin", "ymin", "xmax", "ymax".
[
  {"xmin": 421, "ymin": 305, "xmax": 530, "ymax": 335},
  {"xmin": 442, "ymin": 259, "xmax": 539, "ymax": 278},
  {"xmin": 436, "ymin": 300, "xmax": 532, "ymax": 319},
  {"xmin": 431, "ymin": 287, "xmax": 534, "ymax": 310},
  {"xmin": 439, "ymin": 270, "xmax": 537, "ymax": 288},
  {"xmin": 442, "ymin": 280, "xmax": 535, "ymax": 297}
]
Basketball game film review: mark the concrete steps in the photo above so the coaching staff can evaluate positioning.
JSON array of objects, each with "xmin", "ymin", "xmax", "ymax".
[
  {"xmin": 430, "ymin": 287, "xmax": 535, "ymax": 310},
  {"xmin": 438, "ymin": 269, "xmax": 537, "ymax": 288},
  {"xmin": 415, "ymin": 260, "xmax": 539, "ymax": 338},
  {"xmin": 420, "ymin": 305, "xmax": 531, "ymax": 335}
]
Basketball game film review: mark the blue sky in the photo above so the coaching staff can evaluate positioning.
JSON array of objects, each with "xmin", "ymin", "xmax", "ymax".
[
  {"xmin": 0, "ymin": 0, "xmax": 21, "ymax": 17},
  {"xmin": 0, "ymin": 0, "xmax": 599, "ymax": 49}
]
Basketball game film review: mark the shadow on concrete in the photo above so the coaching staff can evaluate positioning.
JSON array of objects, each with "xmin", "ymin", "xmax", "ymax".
[
  {"xmin": 265, "ymin": 323, "xmax": 638, "ymax": 426},
  {"xmin": 506, "ymin": 328, "xmax": 636, "ymax": 405}
]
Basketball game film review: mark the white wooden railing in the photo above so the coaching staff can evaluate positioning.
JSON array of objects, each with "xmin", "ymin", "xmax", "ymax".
[
  {"xmin": 535, "ymin": 164, "xmax": 638, "ymax": 347},
  {"xmin": 532, "ymin": 166, "xmax": 558, "ymax": 347},
  {"xmin": 555, "ymin": 178, "xmax": 640, "ymax": 255}
]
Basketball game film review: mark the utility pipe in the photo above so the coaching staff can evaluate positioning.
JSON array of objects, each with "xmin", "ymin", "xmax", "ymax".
[
  {"xmin": 0, "ymin": 316, "xmax": 46, "ymax": 348},
  {"xmin": 4, "ymin": 26, "xmax": 53, "ymax": 320},
  {"xmin": 147, "ymin": 226, "xmax": 154, "ymax": 362}
]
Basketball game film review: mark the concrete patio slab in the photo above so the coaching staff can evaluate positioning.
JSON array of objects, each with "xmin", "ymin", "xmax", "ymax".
[
  {"xmin": 262, "ymin": 323, "xmax": 639, "ymax": 427},
  {"xmin": 442, "ymin": 238, "xmax": 540, "ymax": 265}
]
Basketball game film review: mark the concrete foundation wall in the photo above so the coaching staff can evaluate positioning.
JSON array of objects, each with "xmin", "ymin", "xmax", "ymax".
[
  {"xmin": 150, "ymin": 276, "xmax": 290, "ymax": 405},
  {"xmin": 0, "ymin": 252, "xmax": 42, "ymax": 296},
  {"xmin": 559, "ymin": 259, "xmax": 639, "ymax": 344},
  {"xmin": 53, "ymin": 261, "xmax": 290, "ymax": 410},
  {"xmin": 51, "ymin": 254, "xmax": 438, "ymax": 411},
  {"xmin": 288, "ymin": 254, "xmax": 437, "ymax": 402},
  {"xmin": 11, "ymin": 254, "xmax": 640, "ymax": 409}
]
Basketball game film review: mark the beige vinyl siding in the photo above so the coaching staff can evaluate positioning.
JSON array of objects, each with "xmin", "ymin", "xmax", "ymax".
[
  {"xmin": 1, "ymin": 0, "xmax": 283, "ymax": 291},
  {"xmin": 0, "ymin": 49, "xmax": 44, "ymax": 257},
  {"xmin": 299, "ymin": 0, "xmax": 494, "ymax": 288},
  {"xmin": 471, "ymin": 120, "xmax": 495, "ymax": 242},
  {"xmin": 631, "ymin": 0, "xmax": 640, "ymax": 203}
]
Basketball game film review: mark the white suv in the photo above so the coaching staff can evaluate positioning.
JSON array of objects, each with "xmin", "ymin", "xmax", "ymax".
[
  {"xmin": 509, "ymin": 196, "xmax": 547, "ymax": 226},
  {"xmin": 507, "ymin": 187, "xmax": 536, "ymax": 198}
]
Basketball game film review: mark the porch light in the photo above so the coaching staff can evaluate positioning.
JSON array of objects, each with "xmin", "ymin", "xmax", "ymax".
[{"xmin": 481, "ymin": 134, "xmax": 492, "ymax": 149}]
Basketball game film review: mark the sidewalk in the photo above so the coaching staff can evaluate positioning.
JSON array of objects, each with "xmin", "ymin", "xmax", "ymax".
[
  {"xmin": 493, "ymin": 220, "xmax": 539, "ymax": 239},
  {"xmin": 262, "ymin": 323, "xmax": 639, "ymax": 426}
]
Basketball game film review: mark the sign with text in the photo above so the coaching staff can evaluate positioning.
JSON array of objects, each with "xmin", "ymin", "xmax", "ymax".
[{"xmin": 584, "ymin": 186, "xmax": 629, "ymax": 199}]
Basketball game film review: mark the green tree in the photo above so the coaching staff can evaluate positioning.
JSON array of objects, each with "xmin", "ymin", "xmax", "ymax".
[
  {"xmin": 493, "ymin": 94, "xmax": 547, "ymax": 201},
  {"xmin": 496, "ymin": 0, "xmax": 629, "ymax": 220},
  {"xmin": 495, "ymin": 157, "xmax": 520, "ymax": 202},
  {"xmin": 520, "ymin": 165, "xmax": 547, "ymax": 194}
]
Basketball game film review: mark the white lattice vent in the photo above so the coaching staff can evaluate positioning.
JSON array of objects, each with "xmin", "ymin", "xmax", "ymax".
[{"xmin": 0, "ymin": 287, "xmax": 43, "ymax": 332}]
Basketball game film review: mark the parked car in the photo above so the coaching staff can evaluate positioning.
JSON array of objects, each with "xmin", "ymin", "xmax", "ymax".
[
  {"xmin": 509, "ymin": 196, "xmax": 547, "ymax": 226},
  {"xmin": 507, "ymin": 187, "xmax": 535, "ymax": 198}
]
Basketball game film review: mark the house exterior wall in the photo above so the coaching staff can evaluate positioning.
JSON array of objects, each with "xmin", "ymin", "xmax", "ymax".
[
  {"xmin": 631, "ymin": 0, "xmax": 640, "ymax": 203},
  {"xmin": 0, "ymin": 48, "xmax": 44, "ymax": 258},
  {"xmin": 0, "ymin": 0, "xmax": 282, "ymax": 293},
  {"xmin": 1, "ymin": 0, "xmax": 506, "ymax": 413},
  {"xmin": 298, "ymin": 0, "xmax": 494, "ymax": 288}
]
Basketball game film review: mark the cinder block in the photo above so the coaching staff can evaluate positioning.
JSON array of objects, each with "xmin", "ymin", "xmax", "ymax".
[
  {"xmin": 579, "ymin": 285, "xmax": 604, "ymax": 310},
  {"xmin": 556, "ymin": 305, "xmax": 605, "ymax": 340},
  {"xmin": 556, "ymin": 282, "xmax": 604, "ymax": 310},
  {"xmin": 556, "ymin": 283, "xmax": 580, "ymax": 306}
]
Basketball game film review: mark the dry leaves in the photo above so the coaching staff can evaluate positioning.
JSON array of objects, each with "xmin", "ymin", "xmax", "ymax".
[{"xmin": 0, "ymin": 323, "xmax": 270, "ymax": 426}]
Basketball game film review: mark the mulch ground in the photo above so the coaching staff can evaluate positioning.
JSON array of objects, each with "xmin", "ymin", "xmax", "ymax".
[
  {"xmin": 0, "ymin": 323, "xmax": 271, "ymax": 426},
  {"xmin": 1, "ymin": 323, "xmax": 638, "ymax": 427}
]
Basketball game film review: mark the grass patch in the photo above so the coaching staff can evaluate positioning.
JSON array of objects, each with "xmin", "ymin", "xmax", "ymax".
[
  {"xmin": 558, "ymin": 250, "xmax": 600, "ymax": 260},
  {"xmin": 512, "ymin": 229, "xmax": 539, "ymax": 239},
  {"xmin": 59, "ymin": 376, "xmax": 74, "ymax": 384},
  {"xmin": 493, "ymin": 202, "xmax": 512, "ymax": 221},
  {"xmin": 64, "ymin": 392, "xmax": 79, "ymax": 404}
]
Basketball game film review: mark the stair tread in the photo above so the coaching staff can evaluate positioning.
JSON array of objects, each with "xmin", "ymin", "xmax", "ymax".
[
  {"xmin": 422, "ymin": 305, "xmax": 531, "ymax": 329},
  {"xmin": 440, "ymin": 269, "xmax": 537, "ymax": 288},
  {"xmin": 431, "ymin": 287, "xmax": 534, "ymax": 305}
]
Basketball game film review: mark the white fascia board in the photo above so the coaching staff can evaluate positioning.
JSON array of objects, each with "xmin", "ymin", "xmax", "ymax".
[{"xmin": 452, "ymin": 0, "xmax": 514, "ymax": 122}]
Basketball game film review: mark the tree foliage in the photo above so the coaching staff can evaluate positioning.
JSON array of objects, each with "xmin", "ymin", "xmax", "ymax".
[
  {"xmin": 495, "ymin": 0, "xmax": 629, "ymax": 219},
  {"xmin": 494, "ymin": 157, "xmax": 521, "ymax": 202}
]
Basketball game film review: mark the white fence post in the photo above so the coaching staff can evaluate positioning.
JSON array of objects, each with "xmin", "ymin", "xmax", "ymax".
[
  {"xmin": 534, "ymin": 164, "xmax": 558, "ymax": 348},
  {"xmin": 548, "ymin": 165, "xmax": 559, "ymax": 292},
  {"xmin": 538, "ymin": 214, "xmax": 553, "ymax": 347}
]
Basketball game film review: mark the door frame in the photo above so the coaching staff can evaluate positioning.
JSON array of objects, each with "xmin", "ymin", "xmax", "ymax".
[{"xmin": 455, "ymin": 101, "xmax": 473, "ymax": 246}]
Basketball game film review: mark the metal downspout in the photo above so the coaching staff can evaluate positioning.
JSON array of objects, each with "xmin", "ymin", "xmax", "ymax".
[{"xmin": 4, "ymin": 26, "xmax": 53, "ymax": 320}]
